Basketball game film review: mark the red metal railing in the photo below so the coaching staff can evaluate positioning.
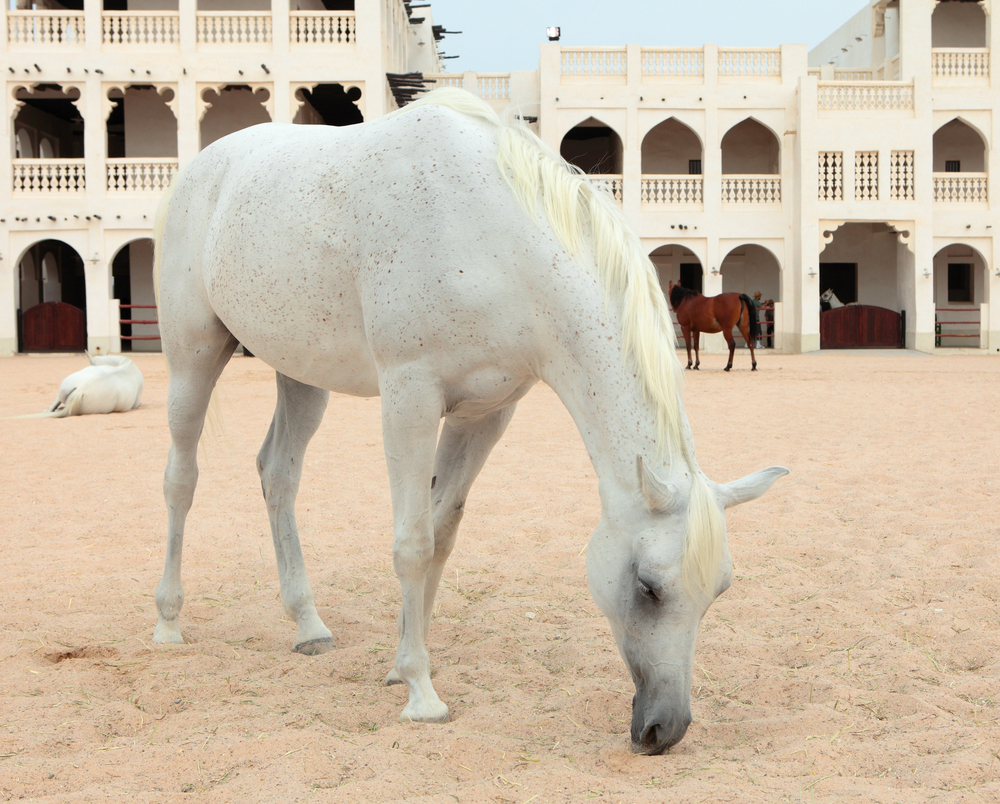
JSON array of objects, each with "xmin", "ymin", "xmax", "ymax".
[
  {"xmin": 935, "ymin": 307, "xmax": 980, "ymax": 346},
  {"xmin": 120, "ymin": 303, "xmax": 160, "ymax": 341}
]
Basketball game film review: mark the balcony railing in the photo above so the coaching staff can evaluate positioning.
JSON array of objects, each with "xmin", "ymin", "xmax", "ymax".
[
  {"xmin": 13, "ymin": 159, "xmax": 86, "ymax": 193},
  {"xmin": 934, "ymin": 173, "xmax": 988, "ymax": 203},
  {"xmin": 932, "ymin": 48, "xmax": 990, "ymax": 80},
  {"xmin": 423, "ymin": 73, "xmax": 464, "ymax": 89},
  {"xmin": 641, "ymin": 176, "xmax": 703, "ymax": 205},
  {"xmin": 834, "ymin": 68, "xmax": 873, "ymax": 81},
  {"xmin": 477, "ymin": 74, "xmax": 511, "ymax": 100},
  {"xmin": 103, "ymin": 12, "xmax": 180, "ymax": 46},
  {"xmin": 641, "ymin": 48, "xmax": 705, "ymax": 79},
  {"xmin": 196, "ymin": 12, "xmax": 271, "ymax": 45},
  {"xmin": 588, "ymin": 175, "xmax": 623, "ymax": 203},
  {"xmin": 289, "ymin": 11, "xmax": 355, "ymax": 45},
  {"xmin": 107, "ymin": 159, "xmax": 179, "ymax": 193},
  {"xmin": 7, "ymin": 10, "xmax": 84, "ymax": 46},
  {"xmin": 561, "ymin": 47, "xmax": 627, "ymax": 81},
  {"xmin": 718, "ymin": 48, "xmax": 781, "ymax": 78},
  {"xmin": 721, "ymin": 176, "xmax": 781, "ymax": 204},
  {"xmin": 818, "ymin": 81, "xmax": 914, "ymax": 112}
]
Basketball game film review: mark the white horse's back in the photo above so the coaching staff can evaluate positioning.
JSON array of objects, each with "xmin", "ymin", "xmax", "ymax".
[{"xmin": 159, "ymin": 111, "xmax": 549, "ymax": 402}]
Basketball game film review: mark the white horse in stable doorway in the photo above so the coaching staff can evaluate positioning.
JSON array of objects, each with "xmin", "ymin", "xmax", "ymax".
[{"xmin": 151, "ymin": 89, "xmax": 787, "ymax": 754}]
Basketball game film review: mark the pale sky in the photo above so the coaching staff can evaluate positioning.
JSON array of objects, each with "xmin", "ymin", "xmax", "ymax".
[{"xmin": 425, "ymin": 0, "xmax": 871, "ymax": 73}]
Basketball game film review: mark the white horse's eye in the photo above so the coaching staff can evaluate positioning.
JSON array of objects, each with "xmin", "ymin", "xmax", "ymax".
[{"xmin": 639, "ymin": 581, "xmax": 658, "ymax": 600}]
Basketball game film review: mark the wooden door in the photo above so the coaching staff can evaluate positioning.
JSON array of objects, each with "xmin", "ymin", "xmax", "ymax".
[{"xmin": 21, "ymin": 302, "xmax": 86, "ymax": 351}]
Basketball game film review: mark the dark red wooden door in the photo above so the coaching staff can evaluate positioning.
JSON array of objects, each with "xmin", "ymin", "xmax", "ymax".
[
  {"xmin": 821, "ymin": 305, "xmax": 901, "ymax": 349},
  {"xmin": 21, "ymin": 302, "xmax": 86, "ymax": 352}
]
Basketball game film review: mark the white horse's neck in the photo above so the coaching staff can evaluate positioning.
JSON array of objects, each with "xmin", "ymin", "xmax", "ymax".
[{"xmin": 540, "ymin": 279, "xmax": 686, "ymax": 508}]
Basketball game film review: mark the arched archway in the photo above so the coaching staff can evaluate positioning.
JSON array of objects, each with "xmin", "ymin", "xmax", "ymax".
[
  {"xmin": 818, "ymin": 222, "xmax": 910, "ymax": 348},
  {"xmin": 640, "ymin": 118, "xmax": 702, "ymax": 175},
  {"xmin": 933, "ymin": 117, "xmax": 987, "ymax": 172},
  {"xmin": 932, "ymin": 0, "xmax": 987, "ymax": 48},
  {"xmin": 721, "ymin": 119, "xmax": 780, "ymax": 175},
  {"xmin": 200, "ymin": 85, "xmax": 272, "ymax": 150},
  {"xmin": 293, "ymin": 84, "xmax": 364, "ymax": 126},
  {"xmin": 13, "ymin": 84, "xmax": 84, "ymax": 160},
  {"xmin": 111, "ymin": 239, "xmax": 159, "ymax": 352},
  {"xmin": 932, "ymin": 243, "xmax": 989, "ymax": 347},
  {"xmin": 16, "ymin": 240, "xmax": 87, "ymax": 352},
  {"xmin": 721, "ymin": 244, "xmax": 782, "ymax": 349},
  {"xmin": 559, "ymin": 117, "xmax": 623, "ymax": 174},
  {"xmin": 649, "ymin": 244, "xmax": 703, "ymax": 295}
]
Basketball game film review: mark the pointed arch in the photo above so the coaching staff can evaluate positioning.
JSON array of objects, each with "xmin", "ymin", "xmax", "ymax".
[
  {"xmin": 932, "ymin": 0, "xmax": 987, "ymax": 48},
  {"xmin": 933, "ymin": 117, "xmax": 988, "ymax": 172},
  {"xmin": 641, "ymin": 117, "xmax": 703, "ymax": 175},
  {"xmin": 721, "ymin": 117, "xmax": 780, "ymax": 174},
  {"xmin": 559, "ymin": 116, "xmax": 623, "ymax": 175}
]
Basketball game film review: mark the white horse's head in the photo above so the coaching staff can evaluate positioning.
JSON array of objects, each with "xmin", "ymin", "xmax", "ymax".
[
  {"xmin": 821, "ymin": 288, "xmax": 833, "ymax": 302},
  {"xmin": 586, "ymin": 459, "xmax": 787, "ymax": 754}
]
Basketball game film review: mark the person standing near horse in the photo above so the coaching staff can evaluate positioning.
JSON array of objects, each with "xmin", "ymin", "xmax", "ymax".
[
  {"xmin": 752, "ymin": 292, "xmax": 764, "ymax": 348},
  {"xmin": 667, "ymin": 281, "xmax": 759, "ymax": 371}
]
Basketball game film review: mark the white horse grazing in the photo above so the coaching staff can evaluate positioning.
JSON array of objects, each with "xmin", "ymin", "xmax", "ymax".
[
  {"xmin": 152, "ymin": 89, "xmax": 787, "ymax": 754},
  {"xmin": 30, "ymin": 354, "xmax": 143, "ymax": 417},
  {"xmin": 821, "ymin": 288, "xmax": 844, "ymax": 308}
]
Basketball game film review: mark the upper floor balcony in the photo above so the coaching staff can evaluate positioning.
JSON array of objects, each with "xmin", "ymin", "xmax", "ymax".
[
  {"xmin": 6, "ymin": 5, "xmax": 357, "ymax": 50},
  {"xmin": 559, "ymin": 45, "xmax": 785, "ymax": 86}
]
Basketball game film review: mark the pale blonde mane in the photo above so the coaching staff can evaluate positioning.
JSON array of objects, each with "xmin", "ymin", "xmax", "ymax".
[{"xmin": 401, "ymin": 89, "xmax": 724, "ymax": 597}]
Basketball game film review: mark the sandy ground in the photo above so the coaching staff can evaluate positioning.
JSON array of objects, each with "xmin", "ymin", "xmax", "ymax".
[{"xmin": 0, "ymin": 349, "xmax": 998, "ymax": 803}]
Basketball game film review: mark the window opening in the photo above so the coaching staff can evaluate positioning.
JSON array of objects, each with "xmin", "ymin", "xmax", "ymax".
[{"xmin": 947, "ymin": 263, "xmax": 973, "ymax": 303}]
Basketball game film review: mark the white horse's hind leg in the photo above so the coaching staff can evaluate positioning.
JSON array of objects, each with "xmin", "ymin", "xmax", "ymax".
[
  {"xmin": 153, "ymin": 328, "xmax": 238, "ymax": 644},
  {"xmin": 385, "ymin": 405, "xmax": 518, "ymax": 686},
  {"xmin": 257, "ymin": 373, "xmax": 334, "ymax": 655}
]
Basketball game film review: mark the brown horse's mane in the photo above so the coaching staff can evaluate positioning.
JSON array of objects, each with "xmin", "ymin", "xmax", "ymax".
[{"xmin": 669, "ymin": 283, "xmax": 701, "ymax": 309}]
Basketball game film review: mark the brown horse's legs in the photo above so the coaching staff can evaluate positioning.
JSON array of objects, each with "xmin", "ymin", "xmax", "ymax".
[
  {"xmin": 737, "ymin": 306, "xmax": 758, "ymax": 372},
  {"xmin": 723, "ymin": 331, "xmax": 736, "ymax": 371},
  {"xmin": 681, "ymin": 326, "xmax": 693, "ymax": 369},
  {"xmin": 692, "ymin": 331, "xmax": 701, "ymax": 370}
]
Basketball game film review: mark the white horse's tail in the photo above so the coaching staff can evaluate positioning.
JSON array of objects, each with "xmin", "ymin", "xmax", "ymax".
[{"xmin": 9, "ymin": 388, "xmax": 81, "ymax": 419}]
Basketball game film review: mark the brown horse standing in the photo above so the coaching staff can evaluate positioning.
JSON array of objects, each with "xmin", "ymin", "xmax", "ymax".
[{"xmin": 667, "ymin": 281, "xmax": 759, "ymax": 371}]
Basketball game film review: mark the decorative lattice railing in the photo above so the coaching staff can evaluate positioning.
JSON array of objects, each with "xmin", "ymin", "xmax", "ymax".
[
  {"xmin": 107, "ymin": 159, "xmax": 179, "ymax": 193},
  {"xmin": 640, "ymin": 176, "xmax": 703, "ymax": 205},
  {"xmin": 718, "ymin": 48, "xmax": 781, "ymax": 77},
  {"xmin": 289, "ymin": 11, "xmax": 356, "ymax": 45},
  {"xmin": 13, "ymin": 159, "xmax": 86, "ymax": 193},
  {"xmin": 932, "ymin": 48, "xmax": 990, "ymax": 79},
  {"xmin": 196, "ymin": 12, "xmax": 271, "ymax": 45},
  {"xmin": 103, "ymin": 12, "xmax": 180, "ymax": 46},
  {"xmin": 561, "ymin": 47, "xmax": 627, "ymax": 78},
  {"xmin": 721, "ymin": 176, "xmax": 781, "ymax": 204},
  {"xmin": 934, "ymin": 173, "xmax": 988, "ymax": 203},
  {"xmin": 8, "ymin": 10, "xmax": 84, "ymax": 46},
  {"xmin": 818, "ymin": 82, "xmax": 914, "ymax": 111},
  {"xmin": 588, "ymin": 175, "xmax": 623, "ymax": 203},
  {"xmin": 641, "ymin": 48, "xmax": 704, "ymax": 77}
]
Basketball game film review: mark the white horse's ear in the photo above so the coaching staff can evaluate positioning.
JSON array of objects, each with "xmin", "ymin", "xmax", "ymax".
[
  {"xmin": 637, "ymin": 456, "xmax": 681, "ymax": 514},
  {"xmin": 714, "ymin": 466, "xmax": 789, "ymax": 509}
]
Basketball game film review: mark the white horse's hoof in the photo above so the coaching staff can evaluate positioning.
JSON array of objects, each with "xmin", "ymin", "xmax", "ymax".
[
  {"xmin": 293, "ymin": 636, "xmax": 335, "ymax": 655},
  {"xmin": 384, "ymin": 668, "xmax": 403, "ymax": 686},
  {"xmin": 400, "ymin": 700, "xmax": 450, "ymax": 724},
  {"xmin": 152, "ymin": 620, "xmax": 184, "ymax": 644}
]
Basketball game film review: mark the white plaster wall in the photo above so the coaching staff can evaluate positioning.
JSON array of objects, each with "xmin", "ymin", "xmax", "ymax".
[
  {"xmin": 931, "ymin": 1, "xmax": 987, "ymax": 47},
  {"xmin": 809, "ymin": 3, "xmax": 873, "ymax": 69}
]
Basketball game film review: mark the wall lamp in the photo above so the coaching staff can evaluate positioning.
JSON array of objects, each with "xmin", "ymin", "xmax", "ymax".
[
  {"xmin": 807, "ymin": 267, "xmax": 817, "ymax": 277},
  {"xmin": 546, "ymin": 27, "xmax": 561, "ymax": 41}
]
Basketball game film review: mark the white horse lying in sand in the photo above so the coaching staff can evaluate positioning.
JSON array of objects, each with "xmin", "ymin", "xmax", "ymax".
[
  {"xmin": 35, "ymin": 354, "xmax": 144, "ymax": 417},
  {"xmin": 151, "ymin": 89, "xmax": 787, "ymax": 754}
]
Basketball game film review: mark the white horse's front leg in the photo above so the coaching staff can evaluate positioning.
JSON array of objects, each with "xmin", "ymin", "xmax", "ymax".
[
  {"xmin": 258, "ymin": 374, "xmax": 334, "ymax": 655},
  {"xmin": 385, "ymin": 405, "xmax": 518, "ymax": 687},
  {"xmin": 380, "ymin": 376, "xmax": 449, "ymax": 723}
]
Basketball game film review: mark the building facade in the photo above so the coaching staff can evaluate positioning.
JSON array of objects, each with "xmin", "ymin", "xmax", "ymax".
[{"xmin": 2, "ymin": 0, "xmax": 997, "ymax": 356}]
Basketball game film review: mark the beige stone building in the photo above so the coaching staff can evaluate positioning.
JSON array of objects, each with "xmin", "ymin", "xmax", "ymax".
[{"xmin": 2, "ymin": 0, "xmax": 997, "ymax": 356}]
